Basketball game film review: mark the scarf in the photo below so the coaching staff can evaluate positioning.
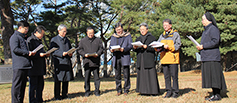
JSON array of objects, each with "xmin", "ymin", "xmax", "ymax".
[
  {"xmin": 113, "ymin": 31, "xmax": 130, "ymax": 38},
  {"xmin": 162, "ymin": 29, "xmax": 177, "ymax": 38}
]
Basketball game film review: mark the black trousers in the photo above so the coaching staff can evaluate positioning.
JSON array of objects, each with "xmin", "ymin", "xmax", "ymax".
[
  {"xmin": 84, "ymin": 65, "xmax": 100, "ymax": 95},
  {"xmin": 54, "ymin": 81, "xmax": 68, "ymax": 98},
  {"xmin": 11, "ymin": 69, "xmax": 28, "ymax": 103},
  {"xmin": 29, "ymin": 75, "xmax": 44, "ymax": 103},
  {"xmin": 162, "ymin": 64, "xmax": 179, "ymax": 93},
  {"xmin": 115, "ymin": 59, "xmax": 130, "ymax": 93}
]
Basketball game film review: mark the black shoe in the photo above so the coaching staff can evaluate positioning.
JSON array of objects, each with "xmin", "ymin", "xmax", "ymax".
[
  {"xmin": 85, "ymin": 93, "xmax": 90, "ymax": 97},
  {"xmin": 172, "ymin": 92, "xmax": 179, "ymax": 98},
  {"xmin": 53, "ymin": 97, "xmax": 61, "ymax": 101},
  {"xmin": 209, "ymin": 94, "xmax": 221, "ymax": 101},
  {"xmin": 62, "ymin": 95, "xmax": 70, "ymax": 99},
  {"xmin": 205, "ymin": 95, "xmax": 215, "ymax": 100},
  {"xmin": 95, "ymin": 93, "xmax": 100, "ymax": 96},
  {"xmin": 163, "ymin": 92, "xmax": 172, "ymax": 98}
]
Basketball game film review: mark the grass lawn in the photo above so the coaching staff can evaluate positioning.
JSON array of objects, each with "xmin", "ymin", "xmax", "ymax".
[{"xmin": 0, "ymin": 70, "xmax": 237, "ymax": 103}]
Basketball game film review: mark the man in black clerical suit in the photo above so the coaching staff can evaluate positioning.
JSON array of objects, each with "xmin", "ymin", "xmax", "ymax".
[
  {"xmin": 50, "ymin": 24, "xmax": 74, "ymax": 100},
  {"xmin": 78, "ymin": 27, "xmax": 103, "ymax": 97}
]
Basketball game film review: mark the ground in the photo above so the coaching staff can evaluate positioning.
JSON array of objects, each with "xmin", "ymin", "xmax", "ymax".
[{"xmin": 0, "ymin": 70, "xmax": 237, "ymax": 103}]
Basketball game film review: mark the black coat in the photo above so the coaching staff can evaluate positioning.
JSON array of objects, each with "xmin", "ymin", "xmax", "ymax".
[
  {"xmin": 50, "ymin": 35, "xmax": 74, "ymax": 81},
  {"xmin": 200, "ymin": 23, "xmax": 221, "ymax": 62},
  {"xmin": 10, "ymin": 30, "xmax": 31, "ymax": 69},
  {"xmin": 27, "ymin": 34, "xmax": 46, "ymax": 76},
  {"xmin": 78, "ymin": 36, "xmax": 104, "ymax": 67},
  {"xmin": 134, "ymin": 32, "xmax": 157, "ymax": 68}
]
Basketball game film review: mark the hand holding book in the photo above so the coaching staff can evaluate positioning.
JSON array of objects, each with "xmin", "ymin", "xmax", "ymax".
[{"xmin": 85, "ymin": 52, "xmax": 98, "ymax": 57}]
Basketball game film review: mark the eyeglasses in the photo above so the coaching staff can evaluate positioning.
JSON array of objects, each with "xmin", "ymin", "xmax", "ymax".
[
  {"xmin": 163, "ymin": 25, "xmax": 171, "ymax": 27},
  {"xmin": 139, "ymin": 29, "xmax": 147, "ymax": 31},
  {"xmin": 23, "ymin": 27, "xmax": 29, "ymax": 31}
]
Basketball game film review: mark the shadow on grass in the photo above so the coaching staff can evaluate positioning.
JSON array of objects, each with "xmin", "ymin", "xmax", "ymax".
[
  {"xmin": 179, "ymin": 88, "xmax": 196, "ymax": 96},
  {"xmin": 133, "ymin": 88, "xmax": 197, "ymax": 97},
  {"xmin": 146, "ymin": 88, "xmax": 198, "ymax": 97},
  {"xmin": 44, "ymin": 91, "xmax": 85, "ymax": 102},
  {"xmin": 44, "ymin": 88, "xmax": 118, "ymax": 102},
  {"xmin": 44, "ymin": 74, "xmax": 139, "ymax": 82}
]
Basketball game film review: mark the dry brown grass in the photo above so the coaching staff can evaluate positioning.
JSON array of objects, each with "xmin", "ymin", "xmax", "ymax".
[{"xmin": 1, "ymin": 70, "xmax": 237, "ymax": 103}]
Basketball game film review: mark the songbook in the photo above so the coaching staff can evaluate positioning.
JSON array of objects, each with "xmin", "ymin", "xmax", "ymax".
[
  {"xmin": 32, "ymin": 44, "xmax": 44, "ymax": 53},
  {"xmin": 131, "ymin": 41, "xmax": 143, "ymax": 47},
  {"xmin": 66, "ymin": 47, "xmax": 77, "ymax": 54},
  {"xmin": 111, "ymin": 45, "xmax": 121, "ymax": 51},
  {"xmin": 86, "ymin": 52, "xmax": 98, "ymax": 57},
  {"xmin": 187, "ymin": 35, "xmax": 200, "ymax": 46},
  {"xmin": 149, "ymin": 41, "xmax": 164, "ymax": 48},
  {"xmin": 44, "ymin": 47, "xmax": 58, "ymax": 55}
]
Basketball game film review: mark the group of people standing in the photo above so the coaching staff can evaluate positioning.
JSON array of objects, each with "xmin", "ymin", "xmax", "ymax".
[
  {"xmin": 111, "ymin": 20, "xmax": 180, "ymax": 97},
  {"xmin": 10, "ymin": 12, "xmax": 226, "ymax": 103}
]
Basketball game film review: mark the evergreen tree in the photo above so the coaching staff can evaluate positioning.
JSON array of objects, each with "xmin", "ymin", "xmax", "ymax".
[{"xmin": 152, "ymin": 0, "xmax": 237, "ymax": 70}]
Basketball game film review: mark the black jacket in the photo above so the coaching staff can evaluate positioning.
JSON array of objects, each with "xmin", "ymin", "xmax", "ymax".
[
  {"xmin": 10, "ymin": 30, "xmax": 31, "ymax": 69},
  {"xmin": 200, "ymin": 23, "xmax": 221, "ymax": 61},
  {"xmin": 50, "ymin": 35, "xmax": 74, "ymax": 81},
  {"xmin": 78, "ymin": 36, "xmax": 104, "ymax": 67},
  {"xmin": 50, "ymin": 35, "xmax": 72, "ymax": 66},
  {"xmin": 27, "ymin": 34, "xmax": 46, "ymax": 76},
  {"xmin": 134, "ymin": 32, "xmax": 157, "ymax": 68}
]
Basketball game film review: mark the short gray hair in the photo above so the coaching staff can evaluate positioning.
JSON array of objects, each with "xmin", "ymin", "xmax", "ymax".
[
  {"xmin": 162, "ymin": 19, "xmax": 172, "ymax": 24},
  {"xmin": 57, "ymin": 24, "xmax": 67, "ymax": 31},
  {"xmin": 139, "ymin": 23, "xmax": 148, "ymax": 29}
]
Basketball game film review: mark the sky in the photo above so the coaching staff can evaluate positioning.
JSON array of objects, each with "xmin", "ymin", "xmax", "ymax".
[{"xmin": 35, "ymin": 0, "xmax": 67, "ymax": 13}]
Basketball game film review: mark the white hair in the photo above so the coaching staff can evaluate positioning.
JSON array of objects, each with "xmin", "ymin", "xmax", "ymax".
[{"xmin": 57, "ymin": 24, "xmax": 67, "ymax": 31}]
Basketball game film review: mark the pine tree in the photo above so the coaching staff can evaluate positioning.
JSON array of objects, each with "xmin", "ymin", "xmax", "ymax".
[{"xmin": 151, "ymin": 0, "xmax": 237, "ymax": 70}]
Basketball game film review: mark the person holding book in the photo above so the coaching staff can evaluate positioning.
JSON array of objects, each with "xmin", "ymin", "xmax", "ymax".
[
  {"xmin": 78, "ymin": 27, "xmax": 104, "ymax": 97},
  {"xmin": 157, "ymin": 19, "xmax": 181, "ymax": 98},
  {"xmin": 10, "ymin": 21, "xmax": 36, "ymax": 103},
  {"xmin": 133, "ymin": 23, "xmax": 160, "ymax": 96},
  {"xmin": 50, "ymin": 24, "xmax": 74, "ymax": 100},
  {"xmin": 196, "ymin": 12, "xmax": 227, "ymax": 101},
  {"xmin": 27, "ymin": 25, "xmax": 49, "ymax": 103},
  {"xmin": 110, "ymin": 22, "xmax": 132, "ymax": 96}
]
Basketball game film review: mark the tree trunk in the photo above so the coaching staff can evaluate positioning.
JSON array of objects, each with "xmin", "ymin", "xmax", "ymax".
[
  {"xmin": 0, "ymin": 0, "xmax": 14, "ymax": 64},
  {"xmin": 103, "ymin": 41, "xmax": 108, "ymax": 78},
  {"xmin": 75, "ymin": 35, "xmax": 83, "ymax": 78}
]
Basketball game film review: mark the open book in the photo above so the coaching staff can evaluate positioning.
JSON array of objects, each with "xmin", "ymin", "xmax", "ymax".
[
  {"xmin": 131, "ymin": 41, "xmax": 143, "ymax": 47},
  {"xmin": 67, "ymin": 47, "xmax": 78, "ymax": 54},
  {"xmin": 86, "ymin": 52, "xmax": 98, "ymax": 57},
  {"xmin": 187, "ymin": 35, "xmax": 200, "ymax": 46},
  {"xmin": 110, "ymin": 45, "xmax": 121, "ymax": 51},
  {"xmin": 149, "ymin": 41, "xmax": 164, "ymax": 48},
  {"xmin": 44, "ymin": 47, "xmax": 58, "ymax": 55},
  {"xmin": 32, "ymin": 44, "xmax": 44, "ymax": 53}
]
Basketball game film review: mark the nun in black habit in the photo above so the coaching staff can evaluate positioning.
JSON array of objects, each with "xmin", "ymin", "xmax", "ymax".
[
  {"xmin": 196, "ymin": 12, "xmax": 227, "ymax": 101},
  {"xmin": 133, "ymin": 23, "xmax": 160, "ymax": 96}
]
